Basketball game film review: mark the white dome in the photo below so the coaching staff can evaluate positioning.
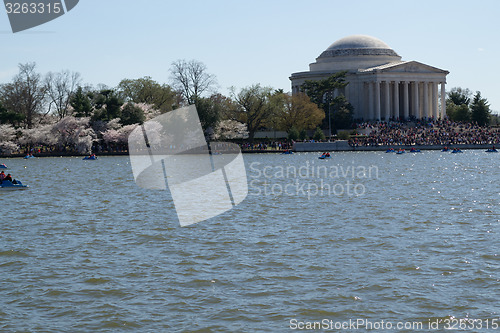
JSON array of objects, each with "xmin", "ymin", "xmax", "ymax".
[
  {"xmin": 319, "ymin": 35, "xmax": 399, "ymax": 58},
  {"xmin": 327, "ymin": 35, "xmax": 392, "ymax": 50}
]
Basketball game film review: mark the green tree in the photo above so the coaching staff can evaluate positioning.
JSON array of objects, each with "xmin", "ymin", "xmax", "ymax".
[
  {"xmin": 117, "ymin": 76, "xmax": 178, "ymax": 112},
  {"xmin": 300, "ymin": 72, "xmax": 353, "ymax": 133},
  {"xmin": 120, "ymin": 102, "xmax": 145, "ymax": 125},
  {"xmin": 271, "ymin": 92, "xmax": 325, "ymax": 133},
  {"xmin": 194, "ymin": 95, "xmax": 223, "ymax": 133},
  {"xmin": 232, "ymin": 84, "xmax": 274, "ymax": 142},
  {"xmin": 70, "ymin": 86, "xmax": 92, "ymax": 117},
  {"xmin": 446, "ymin": 87, "xmax": 473, "ymax": 122},
  {"xmin": 300, "ymin": 71, "xmax": 348, "ymax": 111},
  {"xmin": 0, "ymin": 100, "xmax": 24, "ymax": 125},
  {"xmin": 447, "ymin": 87, "xmax": 472, "ymax": 106},
  {"xmin": 288, "ymin": 126, "xmax": 299, "ymax": 141},
  {"xmin": 448, "ymin": 104, "xmax": 471, "ymax": 122},
  {"xmin": 470, "ymin": 91, "xmax": 491, "ymax": 126},
  {"xmin": 90, "ymin": 89, "xmax": 124, "ymax": 122},
  {"xmin": 299, "ymin": 129, "xmax": 308, "ymax": 140},
  {"xmin": 331, "ymin": 95, "xmax": 354, "ymax": 130},
  {"xmin": 312, "ymin": 127, "xmax": 325, "ymax": 141}
]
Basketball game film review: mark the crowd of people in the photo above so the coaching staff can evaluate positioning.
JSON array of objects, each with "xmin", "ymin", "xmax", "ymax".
[
  {"xmin": 240, "ymin": 140, "xmax": 293, "ymax": 151},
  {"xmin": 349, "ymin": 119, "xmax": 500, "ymax": 147}
]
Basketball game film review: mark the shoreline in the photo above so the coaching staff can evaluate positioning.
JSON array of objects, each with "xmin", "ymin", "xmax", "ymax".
[{"xmin": 1, "ymin": 142, "xmax": 498, "ymax": 158}]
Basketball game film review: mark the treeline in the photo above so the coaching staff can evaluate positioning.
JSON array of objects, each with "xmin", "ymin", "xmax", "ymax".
[
  {"xmin": 0, "ymin": 60, "xmax": 338, "ymax": 154},
  {"xmin": 0, "ymin": 61, "xmax": 497, "ymax": 155}
]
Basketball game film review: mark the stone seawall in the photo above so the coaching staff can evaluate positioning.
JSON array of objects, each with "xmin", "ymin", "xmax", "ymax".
[{"xmin": 293, "ymin": 141, "xmax": 497, "ymax": 152}]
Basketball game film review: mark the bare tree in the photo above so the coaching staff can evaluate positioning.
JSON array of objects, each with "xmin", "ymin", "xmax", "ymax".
[
  {"xmin": 0, "ymin": 62, "xmax": 46, "ymax": 128},
  {"xmin": 45, "ymin": 70, "xmax": 81, "ymax": 119},
  {"xmin": 169, "ymin": 59, "xmax": 217, "ymax": 104}
]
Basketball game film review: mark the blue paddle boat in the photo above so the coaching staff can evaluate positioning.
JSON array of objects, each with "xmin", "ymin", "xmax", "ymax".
[
  {"xmin": 385, "ymin": 148, "xmax": 395, "ymax": 153},
  {"xmin": 24, "ymin": 154, "xmax": 35, "ymax": 159},
  {"xmin": 281, "ymin": 150, "xmax": 293, "ymax": 155},
  {"xmin": 410, "ymin": 148, "xmax": 421, "ymax": 153},
  {"xmin": 83, "ymin": 154, "xmax": 98, "ymax": 160},
  {"xmin": 396, "ymin": 149, "xmax": 405, "ymax": 154},
  {"xmin": 451, "ymin": 148, "xmax": 463, "ymax": 153},
  {"xmin": 0, "ymin": 179, "xmax": 29, "ymax": 190},
  {"xmin": 0, "ymin": 164, "xmax": 7, "ymax": 169},
  {"xmin": 485, "ymin": 147, "xmax": 498, "ymax": 153},
  {"xmin": 318, "ymin": 153, "xmax": 331, "ymax": 159}
]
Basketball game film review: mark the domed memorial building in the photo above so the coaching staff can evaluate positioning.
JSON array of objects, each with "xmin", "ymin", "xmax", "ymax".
[{"xmin": 290, "ymin": 35, "xmax": 449, "ymax": 121}]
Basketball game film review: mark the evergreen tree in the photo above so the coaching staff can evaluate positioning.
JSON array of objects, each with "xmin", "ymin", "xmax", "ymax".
[
  {"xmin": 287, "ymin": 126, "xmax": 299, "ymax": 141},
  {"xmin": 312, "ymin": 127, "xmax": 325, "ymax": 141},
  {"xmin": 470, "ymin": 91, "xmax": 491, "ymax": 126},
  {"xmin": 71, "ymin": 86, "xmax": 92, "ymax": 117},
  {"xmin": 299, "ymin": 129, "xmax": 308, "ymax": 140},
  {"xmin": 120, "ymin": 102, "xmax": 145, "ymax": 125}
]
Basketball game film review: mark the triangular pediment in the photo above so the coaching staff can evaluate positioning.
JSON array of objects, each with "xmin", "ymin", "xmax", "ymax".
[{"xmin": 368, "ymin": 61, "xmax": 449, "ymax": 74}]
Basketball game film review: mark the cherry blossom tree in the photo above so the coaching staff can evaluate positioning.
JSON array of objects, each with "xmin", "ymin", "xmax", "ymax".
[
  {"xmin": 0, "ymin": 124, "xmax": 18, "ymax": 154},
  {"xmin": 215, "ymin": 120, "xmax": 249, "ymax": 140}
]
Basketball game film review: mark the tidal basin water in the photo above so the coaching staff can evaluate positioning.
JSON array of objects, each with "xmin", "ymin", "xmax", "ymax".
[{"xmin": 1, "ymin": 151, "xmax": 499, "ymax": 332}]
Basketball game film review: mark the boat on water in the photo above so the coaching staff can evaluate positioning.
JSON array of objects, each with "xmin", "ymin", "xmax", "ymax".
[
  {"xmin": 385, "ymin": 148, "xmax": 395, "ymax": 153},
  {"xmin": 441, "ymin": 147, "xmax": 450, "ymax": 152},
  {"xmin": 451, "ymin": 148, "xmax": 463, "ymax": 153},
  {"xmin": 281, "ymin": 150, "xmax": 293, "ymax": 155},
  {"xmin": 24, "ymin": 154, "xmax": 35, "ymax": 159},
  {"xmin": 318, "ymin": 153, "xmax": 331, "ymax": 159},
  {"xmin": 0, "ymin": 179, "xmax": 29, "ymax": 190},
  {"xmin": 410, "ymin": 148, "xmax": 421, "ymax": 153},
  {"xmin": 485, "ymin": 147, "xmax": 498, "ymax": 153},
  {"xmin": 396, "ymin": 149, "xmax": 405, "ymax": 154},
  {"xmin": 83, "ymin": 154, "xmax": 98, "ymax": 160},
  {"xmin": 0, "ymin": 164, "xmax": 7, "ymax": 169}
]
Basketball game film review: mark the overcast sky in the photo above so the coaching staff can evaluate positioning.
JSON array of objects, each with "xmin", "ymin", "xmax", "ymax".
[{"xmin": 1, "ymin": 0, "xmax": 499, "ymax": 113}]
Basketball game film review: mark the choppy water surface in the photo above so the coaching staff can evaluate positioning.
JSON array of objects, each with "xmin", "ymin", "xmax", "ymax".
[{"xmin": 1, "ymin": 151, "xmax": 499, "ymax": 332}]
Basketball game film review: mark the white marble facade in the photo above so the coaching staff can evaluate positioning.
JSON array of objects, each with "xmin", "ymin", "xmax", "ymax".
[{"xmin": 290, "ymin": 35, "xmax": 449, "ymax": 121}]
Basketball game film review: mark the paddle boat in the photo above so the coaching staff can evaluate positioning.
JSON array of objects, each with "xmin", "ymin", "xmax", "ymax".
[
  {"xmin": 0, "ymin": 164, "xmax": 7, "ymax": 169},
  {"xmin": 451, "ymin": 148, "xmax": 463, "ymax": 153},
  {"xmin": 318, "ymin": 152, "xmax": 331, "ymax": 159},
  {"xmin": 24, "ymin": 154, "xmax": 35, "ymax": 159},
  {"xmin": 83, "ymin": 154, "xmax": 98, "ymax": 160},
  {"xmin": 385, "ymin": 148, "xmax": 395, "ymax": 153},
  {"xmin": 410, "ymin": 148, "xmax": 421, "ymax": 153},
  {"xmin": 485, "ymin": 147, "xmax": 498, "ymax": 153},
  {"xmin": 441, "ymin": 147, "xmax": 450, "ymax": 152},
  {"xmin": 0, "ymin": 179, "xmax": 29, "ymax": 190},
  {"xmin": 281, "ymin": 150, "xmax": 293, "ymax": 155},
  {"xmin": 396, "ymin": 149, "xmax": 405, "ymax": 154}
]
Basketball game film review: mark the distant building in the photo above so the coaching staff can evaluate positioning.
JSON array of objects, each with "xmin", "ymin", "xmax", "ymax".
[{"xmin": 290, "ymin": 35, "xmax": 449, "ymax": 121}]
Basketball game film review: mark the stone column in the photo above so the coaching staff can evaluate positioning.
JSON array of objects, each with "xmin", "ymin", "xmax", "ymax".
[
  {"xmin": 393, "ymin": 81, "xmax": 399, "ymax": 120},
  {"xmin": 440, "ymin": 82, "xmax": 446, "ymax": 119},
  {"xmin": 423, "ymin": 81, "xmax": 429, "ymax": 119},
  {"xmin": 368, "ymin": 82, "xmax": 374, "ymax": 120},
  {"xmin": 413, "ymin": 81, "xmax": 419, "ymax": 118},
  {"xmin": 375, "ymin": 81, "xmax": 381, "ymax": 121},
  {"xmin": 384, "ymin": 81, "xmax": 390, "ymax": 121},
  {"xmin": 403, "ymin": 81, "xmax": 409, "ymax": 120},
  {"xmin": 432, "ymin": 82, "xmax": 439, "ymax": 119}
]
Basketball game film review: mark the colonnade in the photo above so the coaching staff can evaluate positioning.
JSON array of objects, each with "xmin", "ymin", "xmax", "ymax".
[{"xmin": 364, "ymin": 80, "xmax": 446, "ymax": 120}]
